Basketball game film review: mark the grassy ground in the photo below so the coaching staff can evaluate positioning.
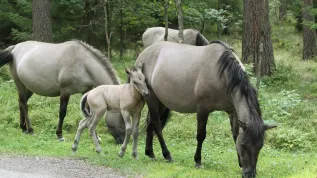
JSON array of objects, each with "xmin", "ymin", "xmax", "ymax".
[{"xmin": 1, "ymin": 23, "xmax": 317, "ymax": 178}]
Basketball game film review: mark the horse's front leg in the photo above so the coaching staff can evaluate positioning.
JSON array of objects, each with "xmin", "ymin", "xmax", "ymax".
[
  {"xmin": 194, "ymin": 107, "xmax": 210, "ymax": 168},
  {"xmin": 131, "ymin": 111, "xmax": 141, "ymax": 159},
  {"xmin": 56, "ymin": 93, "xmax": 70, "ymax": 141},
  {"xmin": 119, "ymin": 110, "xmax": 132, "ymax": 157},
  {"xmin": 228, "ymin": 110, "xmax": 241, "ymax": 167}
]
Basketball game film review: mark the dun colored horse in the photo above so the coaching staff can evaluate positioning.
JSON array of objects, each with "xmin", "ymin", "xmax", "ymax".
[
  {"xmin": 142, "ymin": 27, "xmax": 210, "ymax": 47},
  {"xmin": 135, "ymin": 40, "xmax": 276, "ymax": 178},
  {"xmin": 0, "ymin": 40, "xmax": 125, "ymax": 142},
  {"xmin": 72, "ymin": 66, "xmax": 148, "ymax": 158}
]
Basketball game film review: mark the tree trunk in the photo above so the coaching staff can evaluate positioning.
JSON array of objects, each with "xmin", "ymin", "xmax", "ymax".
[
  {"xmin": 164, "ymin": 0, "xmax": 169, "ymax": 41},
  {"xmin": 279, "ymin": 0, "xmax": 287, "ymax": 20},
  {"xmin": 32, "ymin": 0, "xmax": 52, "ymax": 42},
  {"xmin": 175, "ymin": 0, "xmax": 184, "ymax": 43},
  {"xmin": 104, "ymin": 0, "xmax": 111, "ymax": 59},
  {"xmin": 303, "ymin": 0, "xmax": 317, "ymax": 60},
  {"xmin": 242, "ymin": 0, "xmax": 275, "ymax": 76},
  {"xmin": 120, "ymin": 3, "xmax": 123, "ymax": 59},
  {"xmin": 217, "ymin": 0, "xmax": 221, "ymax": 39}
]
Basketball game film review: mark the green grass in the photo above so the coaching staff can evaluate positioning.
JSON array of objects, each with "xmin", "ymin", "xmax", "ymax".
[{"xmin": 1, "ymin": 23, "xmax": 317, "ymax": 178}]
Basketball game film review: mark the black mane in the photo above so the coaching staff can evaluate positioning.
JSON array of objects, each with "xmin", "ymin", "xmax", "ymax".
[
  {"xmin": 195, "ymin": 32, "xmax": 210, "ymax": 46},
  {"xmin": 215, "ymin": 41, "xmax": 264, "ymax": 135}
]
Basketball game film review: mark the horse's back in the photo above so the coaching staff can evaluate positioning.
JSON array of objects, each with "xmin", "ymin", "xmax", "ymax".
[
  {"xmin": 136, "ymin": 41, "xmax": 231, "ymax": 112},
  {"xmin": 11, "ymin": 41, "xmax": 92, "ymax": 96}
]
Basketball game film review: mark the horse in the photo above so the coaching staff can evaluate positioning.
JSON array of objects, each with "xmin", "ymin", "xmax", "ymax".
[
  {"xmin": 0, "ymin": 40, "xmax": 126, "ymax": 143},
  {"xmin": 72, "ymin": 65, "xmax": 148, "ymax": 158},
  {"xmin": 142, "ymin": 27, "xmax": 210, "ymax": 47},
  {"xmin": 135, "ymin": 41, "xmax": 276, "ymax": 178}
]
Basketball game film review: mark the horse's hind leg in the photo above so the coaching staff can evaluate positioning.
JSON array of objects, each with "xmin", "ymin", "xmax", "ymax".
[
  {"xmin": 72, "ymin": 117, "xmax": 90, "ymax": 152},
  {"xmin": 194, "ymin": 107, "xmax": 210, "ymax": 168},
  {"xmin": 15, "ymin": 81, "xmax": 33, "ymax": 134},
  {"xmin": 88, "ymin": 109, "xmax": 105, "ymax": 154},
  {"xmin": 119, "ymin": 110, "xmax": 132, "ymax": 157},
  {"xmin": 56, "ymin": 92, "xmax": 70, "ymax": 141}
]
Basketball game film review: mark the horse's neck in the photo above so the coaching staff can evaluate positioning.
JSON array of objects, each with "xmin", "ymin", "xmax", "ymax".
[
  {"xmin": 128, "ymin": 82, "xmax": 142, "ymax": 100},
  {"xmin": 231, "ymin": 90, "xmax": 250, "ymax": 123}
]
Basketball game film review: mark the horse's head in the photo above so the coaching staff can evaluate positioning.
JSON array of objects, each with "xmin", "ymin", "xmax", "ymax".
[
  {"xmin": 125, "ymin": 63, "xmax": 149, "ymax": 98},
  {"xmin": 236, "ymin": 121, "xmax": 276, "ymax": 178}
]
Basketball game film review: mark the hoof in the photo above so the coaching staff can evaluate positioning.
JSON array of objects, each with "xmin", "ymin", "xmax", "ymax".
[
  {"xmin": 195, "ymin": 163, "xmax": 204, "ymax": 169},
  {"xmin": 166, "ymin": 156, "xmax": 173, "ymax": 163},
  {"xmin": 28, "ymin": 128, "xmax": 34, "ymax": 134},
  {"xmin": 118, "ymin": 151, "xmax": 124, "ymax": 157},
  {"xmin": 96, "ymin": 149, "xmax": 102, "ymax": 154},
  {"xmin": 132, "ymin": 152, "xmax": 138, "ymax": 159},
  {"xmin": 58, "ymin": 137, "xmax": 65, "ymax": 142},
  {"xmin": 22, "ymin": 130, "xmax": 29, "ymax": 134}
]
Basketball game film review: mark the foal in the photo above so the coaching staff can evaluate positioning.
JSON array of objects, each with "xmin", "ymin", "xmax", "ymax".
[{"xmin": 72, "ymin": 66, "xmax": 149, "ymax": 158}]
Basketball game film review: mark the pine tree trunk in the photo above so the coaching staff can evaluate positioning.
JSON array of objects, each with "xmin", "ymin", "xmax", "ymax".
[
  {"xmin": 175, "ymin": 0, "xmax": 184, "ymax": 43},
  {"xmin": 164, "ymin": 0, "xmax": 169, "ymax": 41},
  {"xmin": 120, "ymin": 3, "xmax": 123, "ymax": 59},
  {"xmin": 32, "ymin": 0, "xmax": 52, "ymax": 42},
  {"xmin": 104, "ymin": 0, "xmax": 111, "ymax": 59},
  {"xmin": 303, "ymin": 0, "xmax": 317, "ymax": 60},
  {"xmin": 242, "ymin": 0, "xmax": 275, "ymax": 76},
  {"xmin": 279, "ymin": 0, "xmax": 287, "ymax": 20}
]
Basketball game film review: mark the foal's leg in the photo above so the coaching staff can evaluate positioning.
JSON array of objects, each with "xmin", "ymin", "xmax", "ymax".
[
  {"xmin": 72, "ymin": 116, "xmax": 90, "ymax": 152},
  {"xmin": 88, "ymin": 109, "xmax": 105, "ymax": 154},
  {"xmin": 228, "ymin": 110, "xmax": 241, "ymax": 167},
  {"xmin": 56, "ymin": 92, "xmax": 70, "ymax": 141},
  {"xmin": 119, "ymin": 110, "xmax": 132, "ymax": 157},
  {"xmin": 131, "ymin": 111, "xmax": 141, "ymax": 159},
  {"xmin": 194, "ymin": 107, "xmax": 210, "ymax": 168}
]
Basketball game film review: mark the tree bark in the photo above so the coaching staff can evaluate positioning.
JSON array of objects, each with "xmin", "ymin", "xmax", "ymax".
[
  {"xmin": 32, "ymin": 0, "xmax": 52, "ymax": 42},
  {"xmin": 120, "ymin": 3, "xmax": 123, "ymax": 59},
  {"xmin": 242, "ymin": 0, "xmax": 275, "ymax": 76},
  {"xmin": 164, "ymin": 0, "xmax": 169, "ymax": 41},
  {"xmin": 303, "ymin": 0, "xmax": 317, "ymax": 60},
  {"xmin": 104, "ymin": 0, "xmax": 111, "ymax": 59},
  {"xmin": 175, "ymin": 0, "xmax": 184, "ymax": 43},
  {"xmin": 279, "ymin": 0, "xmax": 287, "ymax": 20}
]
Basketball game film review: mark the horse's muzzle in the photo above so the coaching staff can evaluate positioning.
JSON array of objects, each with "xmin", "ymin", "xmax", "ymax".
[{"xmin": 142, "ymin": 91, "xmax": 150, "ymax": 99}]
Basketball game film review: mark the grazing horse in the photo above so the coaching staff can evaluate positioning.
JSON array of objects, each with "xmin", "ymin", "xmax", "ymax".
[
  {"xmin": 0, "ymin": 40, "xmax": 125, "ymax": 142},
  {"xmin": 135, "ymin": 41, "xmax": 276, "ymax": 178},
  {"xmin": 72, "ymin": 66, "xmax": 148, "ymax": 158},
  {"xmin": 142, "ymin": 27, "xmax": 210, "ymax": 47}
]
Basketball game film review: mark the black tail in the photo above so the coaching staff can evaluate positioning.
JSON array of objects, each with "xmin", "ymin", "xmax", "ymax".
[
  {"xmin": 0, "ymin": 47, "xmax": 14, "ymax": 67},
  {"xmin": 80, "ymin": 93, "xmax": 90, "ymax": 117},
  {"xmin": 195, "ymin": 32, "xmax": 210, "ymax": 46}
]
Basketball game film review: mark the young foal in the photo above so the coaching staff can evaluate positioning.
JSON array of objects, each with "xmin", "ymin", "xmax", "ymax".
[{"xmin": 72, "ymin": 66, "xmax": 149, "ymax": 158}]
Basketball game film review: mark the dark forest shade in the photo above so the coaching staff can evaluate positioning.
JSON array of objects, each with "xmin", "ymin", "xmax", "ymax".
[{"xmin": 302, "ymin": 0, "xmax": 317, "ymax": 60}]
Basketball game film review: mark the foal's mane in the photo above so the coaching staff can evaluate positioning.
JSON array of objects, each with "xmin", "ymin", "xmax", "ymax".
[
  {"xmin": 72, "ymin": 40, "xmax": 120, "ymax": 85},
  {"xmin": 195, "ymin": 32, "xmax": 210, "ymax": 46},
  {"xmin": 214, "ymin": 41, "xmax": 264, "ymax": 135}
]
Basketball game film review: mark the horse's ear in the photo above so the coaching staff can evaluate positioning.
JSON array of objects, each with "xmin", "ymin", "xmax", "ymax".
[
  {"xmin": 125, "ymin": 68, "xmax": 131, "ymax": 75},
  {"xmin": 264, "ymin": 124, "xmax": 277, "ymax": 131},
  {"xmin": 238, "ymin": 120, "xmax": 247, "ymax": 130}
]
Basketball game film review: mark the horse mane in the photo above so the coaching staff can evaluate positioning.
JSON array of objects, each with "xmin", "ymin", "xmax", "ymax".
[
  {"xmin": 195, "ymin": 32, "xmax": 210, "ymax": 46},
  {"xmin": 72, "ymin": 40, "xmax": 120, "ymax": 85},
  {"xmin": 215, "ymin": 41, "xmax": 264, "ymax": 135}
]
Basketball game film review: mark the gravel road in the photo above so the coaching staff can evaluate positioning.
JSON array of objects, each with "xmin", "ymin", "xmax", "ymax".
[{"xmin": 0, "ymin": 155, "xmax": 127, "ymax": 178}]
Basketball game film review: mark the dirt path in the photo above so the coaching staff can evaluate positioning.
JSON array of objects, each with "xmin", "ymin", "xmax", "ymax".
[{"xmin": 0, "ymin": 155, "xmax": 127, "ymax": 178}]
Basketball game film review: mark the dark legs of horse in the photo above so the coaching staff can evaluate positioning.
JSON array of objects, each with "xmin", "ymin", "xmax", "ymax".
[
  {"xmin": 145, "ymin": 91, "xmax": 172, "ymax": 162},
  {"xmin": 56, "ymin": 93, "xmax": 70, "ymax": 141},
  {"xmin": 228, "ymin": 110, "xmax": 241, "ymax": 167},
  {"xmin": 194, "ymin": 108, "xmax": 209, "ymax": 168},
  {"xmin": 18, "ymin": 90, "xmax": 33, "ymax": 134}
]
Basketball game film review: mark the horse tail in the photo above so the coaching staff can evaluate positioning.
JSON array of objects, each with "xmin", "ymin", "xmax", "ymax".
[
  {"xmin": 80, "ymin": 93, "xmax": 90, "ymax": 117},
  {"xmin": 0, "ymin": 45, "xmax": 15, "ymax": 67},
  {"xmin": 195, "ymin": 32, "xmax": 210, "ymax": 46}
]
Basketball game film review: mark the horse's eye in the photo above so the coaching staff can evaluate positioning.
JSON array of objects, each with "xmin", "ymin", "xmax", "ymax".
[{"xmin": 133, "ymin": 81, "xmax": 137, "ymax": 84}]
